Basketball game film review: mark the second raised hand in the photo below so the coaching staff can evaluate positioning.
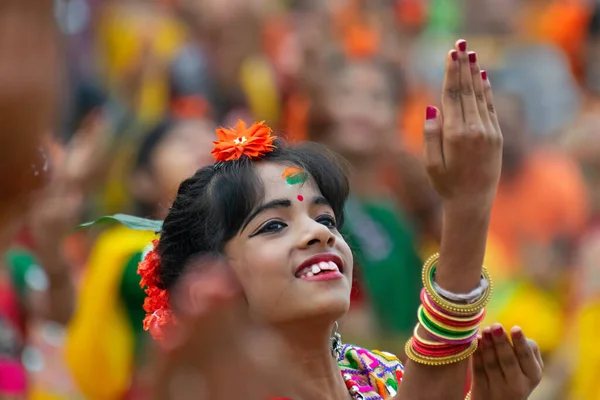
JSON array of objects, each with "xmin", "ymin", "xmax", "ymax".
[{"xmin": 423, "ymin": 39, "xmax": 503, "ymax": 211}]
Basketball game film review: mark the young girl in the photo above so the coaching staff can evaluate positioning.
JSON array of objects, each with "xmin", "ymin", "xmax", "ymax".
[
  {"xmin": 128, "ymin": 40, "xmax": 543, "ymax": 399},
  {"xmin": 65, "ymin": 115, "xmax": 216, "ymax": 400}
]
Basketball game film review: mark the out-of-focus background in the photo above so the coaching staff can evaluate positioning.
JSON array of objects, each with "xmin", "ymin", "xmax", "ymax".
[{"xmin": 1, "ymin": 0, "xmax": 600, "ymax": 399}]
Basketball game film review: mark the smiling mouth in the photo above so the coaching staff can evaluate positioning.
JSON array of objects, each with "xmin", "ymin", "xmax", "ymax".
[{"xmin": 296, "ymin": 261, "xmax": 340, "ymax": 278}]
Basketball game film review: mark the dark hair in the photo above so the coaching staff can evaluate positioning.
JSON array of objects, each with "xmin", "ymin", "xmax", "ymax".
[
  {"xmin": 135, "ymin": 119, "xmax": 176, "ymax": 172},
  {"xmin": 133, "ymin": 118, "xmax": 182, "ymax": 216},
  {"xmin": 156, "ymin": 138, "xmax": 350, "ymax": 290}
]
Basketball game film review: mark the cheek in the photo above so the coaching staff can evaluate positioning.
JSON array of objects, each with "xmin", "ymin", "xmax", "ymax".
[
  {"xmin": 336, "ymin": 234, "xmax": 354, "ymax": 274},
  {"xmin": 229, "ymin": 242, "xmax": 291, "ymax": 309}
]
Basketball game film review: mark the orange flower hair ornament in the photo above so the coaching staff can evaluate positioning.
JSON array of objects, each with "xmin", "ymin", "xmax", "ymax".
[
  {"xmin": 138, "ymin": 240, "xmax": 174, "ymax": 341},
  {"xmin": 211, "ymin": 120, "xmax": 276, "ymax": 162},
  {"xmin": 138, "ymin": 121, "xmax": 276, "ymax": 341}
]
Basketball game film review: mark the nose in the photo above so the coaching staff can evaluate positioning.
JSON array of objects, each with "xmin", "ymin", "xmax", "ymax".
[{"xmin": 299, "ymin": 218, "xmax": 336, "ymax": 249}]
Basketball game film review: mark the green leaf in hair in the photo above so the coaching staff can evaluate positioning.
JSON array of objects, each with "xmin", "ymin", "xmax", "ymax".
[{"xmin": 77, "ymin": 213, "xmax": 163, "ymax": 232}]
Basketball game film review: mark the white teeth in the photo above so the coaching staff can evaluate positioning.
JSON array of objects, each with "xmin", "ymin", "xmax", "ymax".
[{"xmin": 298, "ymin": 260, "xmax": 342, "ymax": 278}]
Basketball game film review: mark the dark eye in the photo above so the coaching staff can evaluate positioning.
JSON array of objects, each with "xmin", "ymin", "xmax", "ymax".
[
  {"xmin": 316, "ymin": 214, "xmax": 337, "ymax": 229},
  {"xmin": 255, "ymin": 220, "xmax": 287, "ymax": 236}
]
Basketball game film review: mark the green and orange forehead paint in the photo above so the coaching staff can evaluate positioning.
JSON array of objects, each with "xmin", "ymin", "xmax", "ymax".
[{"xmin": 282, "ymin": 167, "xmax": 308, "ymax": 201}]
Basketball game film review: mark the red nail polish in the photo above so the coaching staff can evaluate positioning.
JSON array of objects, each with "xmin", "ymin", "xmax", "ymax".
[
  {"xmin": 451, "ymin": 50, "xmax": 458, "ymax": 61},
  {"xmin": 458, "ymin": 40, "xmax": 467, "ymax": 52},
  {"xmin": 468, "ymin": 52, "xmax": 477, "ymax": 63},
  {"xmin": 480, "ymin": 70, "xmax": 487, "ymax": 80},
  {"xmin": 426, "ymin": 106, "xmax": 436, "ymax": 120},
  {"xmin": 492, "ymin": 326, "xmax": 504, "ymax": 337}
]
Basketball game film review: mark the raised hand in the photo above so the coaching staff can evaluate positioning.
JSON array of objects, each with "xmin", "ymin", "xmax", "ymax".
[
  {"xmin": 150, "ymin": 258, "xmax": 316, "ymax": 400},
  {"xmin": 0, "ymin": 1, "xmax": 59, "ymax": 237},
  {"xmin": 423, "ymin": 39, "xmax": 503, "ymax": 210},
  {"xmin": 471, "ymin": 325, "xmax": 544, "ymax": 400}
]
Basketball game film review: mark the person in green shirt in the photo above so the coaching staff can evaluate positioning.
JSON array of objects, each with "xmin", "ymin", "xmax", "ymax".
[{"xmin": 307, "ymin": 55, "xmax": 433, "ymax": 349}]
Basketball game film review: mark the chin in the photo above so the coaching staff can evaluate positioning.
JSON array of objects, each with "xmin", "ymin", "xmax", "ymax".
[{"xmin": 294, "ymin": 289, "xmax": 351, "ymax": 322}]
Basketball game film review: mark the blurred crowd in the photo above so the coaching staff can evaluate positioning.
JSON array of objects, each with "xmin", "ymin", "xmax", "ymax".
[{"xmin": 2, "ymin": 0, "xmax": 600, "ymax": 398}]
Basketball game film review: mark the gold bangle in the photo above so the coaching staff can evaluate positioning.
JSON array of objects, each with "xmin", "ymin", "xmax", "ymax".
[
  {"xmin": 404, "ymin": 337, "xmax": 478, "ymax": 366},
  {"xmin": 465, "ymin": 391, "xmax": 472, "ymax": 400},
  {"xmin": 413, "ymin": 324, "xmax": 446, "ymax": 347},
  {"xmin": 422, "ymin": 253, "xmax": 493, "ymax": 315},
  {"xmin": 422, "ymin": 292, "xmax": 486, "ymax": 323}
]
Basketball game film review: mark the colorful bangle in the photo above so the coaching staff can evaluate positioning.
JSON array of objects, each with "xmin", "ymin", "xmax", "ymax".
[
  {"xmin": 421, "ymin": 289, "xmax": 486, "ymax": 324},
  {"xmin": 422, "ymin": 253, "xmax": 493, "ymax": 315},
  {"xmin": 405, "ymin": 337, "xmax": 478, "ymax": 366},
  {"xmin": 413, "ymin": 324, "xmax": 446, "ymax": 347},
  {"xmin": 465, "ymin": 391, "xmax": 472, "ymax": 400},
  {"xmin": 420, "ymin": 306, "xmax": 480, "ymax": 333},
  {"xmin": 418, "ymin": 307, "xmax": 478, "ymax": 337},
  {"xmin": 417, "ymin": 312, "xmax": 479, "ymax": 345}
]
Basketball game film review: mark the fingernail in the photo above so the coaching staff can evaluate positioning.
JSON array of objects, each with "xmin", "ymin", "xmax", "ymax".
[
  {"xmin": 492, "ymin": 325, "xmax": 504, "ymax": 337},
  {"xmin": 426, "ymin": 106, "xmax": 437, "ymax": 120},
  {"xmin": 480, "ymin": 70, "xmax": 487, "ymax": 80},
  {"xmin": 512, "ymin": 326, "xmax": 524, "ymax": 339},
  {"xmin": 458, "ymin": 40, "xmax": 467, "ymax": 52},
  {"xmin": 482, "ymin": 332, "xmax": 492, "ymax": 346},
  {"xmin": 468, "ymin": 51, "xmax": 477, "ymax": 63},
  {"xmin": 451, "ymin": 50, "xmax": 458, "ymax": 61}
]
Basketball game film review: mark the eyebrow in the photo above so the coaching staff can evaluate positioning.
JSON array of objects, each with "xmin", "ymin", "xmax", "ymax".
[
  {"xmin": 242, "ymin": 198, "xmax": 291, "ymax": 232},
  {"xmin": 313, "ymin": 196, "xmax": 330, "ymax": 207},
  {"xmin": 242, "ymin": 196, "xmax": 331, "ymax": 232}
]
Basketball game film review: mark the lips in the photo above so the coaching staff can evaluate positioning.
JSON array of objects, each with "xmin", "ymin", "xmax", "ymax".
[{"xmin": 295, "ymin": 254, "xmax": 344, "ymax": 278}]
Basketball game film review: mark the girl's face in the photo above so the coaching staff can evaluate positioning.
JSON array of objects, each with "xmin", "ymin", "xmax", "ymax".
[
  {"xmin": 325, "ymin": 62, "xmax": 396, "ymax": 158},
  {"xmin": 151, "ymin": 119, "xmax": 216, "ymax": 203},
  {"xmin": 224, "ymin": 162, "xmax": 353, "ymax": 325}
]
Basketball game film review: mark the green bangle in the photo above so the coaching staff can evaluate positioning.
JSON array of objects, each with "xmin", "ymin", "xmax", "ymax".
[{"xmin": 418, "ymin": 307, "xmax": 477, "ymax": 340}]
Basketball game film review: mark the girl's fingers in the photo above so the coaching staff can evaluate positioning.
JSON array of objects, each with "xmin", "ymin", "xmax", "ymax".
[
  {"xmin": 482, "ymin": 72, "xmax": 501, "ymax": 133},
  {"xmin": 490, "ymin": 324, "xmax": 521, "ymax": 382},
  {"xmin": 511, "ymin": 326, "xmax": 543, "ymax": 382},
  {"xmin": 441, "ymin": 49, "xmax": 463, "ymax": 130},
  {"xmin": 480, "ymin": 327, "xmax": 504, "ymax": 383},
  {"xmin": 423, "ymin": 106, "xmax": 445, "ymax": 177},
  {"xmin": 467, "ymin": 52, "xmax": 492, "ymax": 130},
  {"xmin": 455, "ymin": 39, "xmax": 481, "ymax": 127},
  {"xmin": 528, "ymin": 338, "xmax": 544, "ymax": 370},
  {"xmin": 472, "ymin": 336, "xmax": 490, "ymax": 390}
]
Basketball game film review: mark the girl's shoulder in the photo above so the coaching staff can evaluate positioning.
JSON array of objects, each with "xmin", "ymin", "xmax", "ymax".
[{"xmin": 337, "ymin": 344, "xmax": 404, "ymax": 399}]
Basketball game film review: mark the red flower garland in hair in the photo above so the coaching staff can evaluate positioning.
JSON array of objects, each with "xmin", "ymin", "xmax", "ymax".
[
  {"xmin": 211, "ymin": 120, "xmax": 276, "ymax": 162},
  {"xmin": 138, "ymin": 240, "xmax": 174, "ymax": 341}
]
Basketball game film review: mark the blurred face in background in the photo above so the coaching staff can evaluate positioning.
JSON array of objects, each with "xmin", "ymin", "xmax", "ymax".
[
  {"xmin": 324, "ymin": 61, "xmax": 396, "ymax": 161},
  {"xmin": 133, "ymin": 117, "xmax": 216, "ymax": 212},
  {"xmin": 465, "ymin": 0, "xmax": 522, "ymax": 34},
  {"xmin": 152, "ymin": 118, "xmax": 216, "ymax": 198}
]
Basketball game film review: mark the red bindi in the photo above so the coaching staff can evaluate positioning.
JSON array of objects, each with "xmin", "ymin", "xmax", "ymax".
[{"xmin": 297, "ymin": 195, "xmax": 304, "ymax": 202}]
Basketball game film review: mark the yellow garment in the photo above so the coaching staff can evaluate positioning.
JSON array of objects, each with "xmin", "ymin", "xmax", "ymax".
[
  {"xmin": 239, "ymin": 55, "xmax": 281, "ymax": 126},
  {"xmin": 483, "ymin": 280, "xmax": 563, "ymax": 354},
  {"xmin": 482, "ymin": 234, "xmax": 563, "ymax": 354},
  {"xmin": 97, "ymin": 4, "xmax": 186, "ymax": 124},
  {"xmin": 422, "ymin": 233, "xmax": 562, "ymax": 353},
  {"xmin": 570, "ymin": 300, "xmax": 600, "ymax": 400},
  {"xmin": 66, "ymin": 226, "xmax": 156, "ymax": 400}
]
